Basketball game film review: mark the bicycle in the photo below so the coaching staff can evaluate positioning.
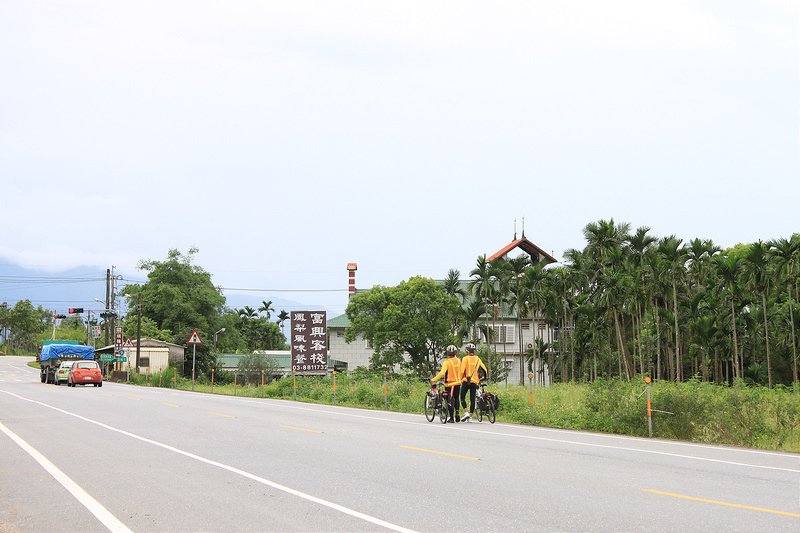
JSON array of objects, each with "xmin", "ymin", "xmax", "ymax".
[
  {"xmin": 424, "ymin": 381, "xmax": 450, "ymax": 423},
  {"xmin": 475, "ymin": 381, "xmax": 497, "ymax": 424}
]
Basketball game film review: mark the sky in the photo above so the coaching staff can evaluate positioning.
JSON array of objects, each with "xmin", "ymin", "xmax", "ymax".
[{"xmin": 1, "ymin": 1, "xmax": 798, "ymax": 319}]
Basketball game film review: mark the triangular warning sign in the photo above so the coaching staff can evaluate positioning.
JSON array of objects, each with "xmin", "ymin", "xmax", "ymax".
[
  {"xmin": 123, "ymin": 337, "xmax": 134, "ymax": 348},
  {"xmin": 187, "ymin": 329, "xmax": 203, "ymax": 344}
]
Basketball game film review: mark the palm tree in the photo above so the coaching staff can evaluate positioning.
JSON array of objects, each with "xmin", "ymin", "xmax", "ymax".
[
  {"xmin": 521, "ymin": 263, "xmax": 549, "ymax": 385},
  {"xmin": 238, "ymin": 306, "xmax": 258, "ymax": 320},
  {"xmin": 276, "ymin": 309, "xmax": 290, "ymax": 339},
  {"xmin": 258, "ymin": 300, "xmax": 275, "ymax": 320},
  {"xmin": 443, "ymin": 269, "xmax": 467, "ymax": 303},
  {"xmin": 741, "ymin": 241, "xmax": 774, "ymax": 387},
  {"xmin": 502, "ymin": 256, "xmax": 530, "ymax": 383},
  {"xmin": 715, "ymin": 254, "xmax": 743, "ymax": 379},
  {"xmin": 769, "ymin": 235, "xmax": 799, "ymax": 385},
  {"xmin": 657, "ymin": 236, "xmax": 688, "ymax": 381},
  {"xmin": 469, "ymin": 255, "xmax": 496, "ymax": 347},
  {"xmin": 628, "ymin": 227, "xmax": 657, "ymax": 376}
]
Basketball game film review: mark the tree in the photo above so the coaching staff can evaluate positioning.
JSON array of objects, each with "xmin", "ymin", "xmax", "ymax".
[
  {"xmin": 742, "ymin": 241, "xmax": 774, "ymax": 387},
  {"xmin": 657, "ymin": 236, "xmax": 688, "ymax": 381},
  {"xmin": 443, "ymin": 269, "xmax": 467, "ymax": 302},
  {"xmin": 469, "ymin": 255, "xmax": 496, "ymax": 348},
  {"xmin": 345, "ymin": 276, "xmax": 462, "ymax": 376},
  {"xmin": 121, "ymin": 314, "xmax": 172, "ymax": 342},
  {"xmin": 276, "ymin": 309, "xmax": 290, "ymax": 339},
  {"xmin": 237, "ymin": 353, "xmax": 280, "ymax": 384},
  {"xmin": 122, "ymin": 248, "xmax": 225, "ymax": 344},
  {"xmin": 769, "ymin": 235, "xmax": 799, "ymax": 385},
  {"xmin": 258, "ymin": 300, "xmax": 275, "ymax": 320},
  {"xmin": 6, "ymin": 300, "xmax": 49, "ymax": 353},
  {"xmin": 238, "ymin": 306, "xmax": 258, "ymax": 320}
]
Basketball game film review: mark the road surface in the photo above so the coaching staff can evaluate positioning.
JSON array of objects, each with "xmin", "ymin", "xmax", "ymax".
[{"xmin": 1, "ymin": 356, "xmax": 797, "ymax": 532}]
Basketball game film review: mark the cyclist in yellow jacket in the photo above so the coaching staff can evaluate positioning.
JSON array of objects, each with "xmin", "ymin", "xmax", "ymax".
[
  {"xmin": 431, "ymin": 344, "xmax": 462, "ymax": 423},
  {"xmin": 459, "ymin": 343, "xmax": 487, "ymax": 421}
]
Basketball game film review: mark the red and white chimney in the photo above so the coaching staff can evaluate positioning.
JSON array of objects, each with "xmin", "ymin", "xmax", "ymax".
[{"xmin": 347, "ymin": 263, "xmax": 357, "ymax": 297}]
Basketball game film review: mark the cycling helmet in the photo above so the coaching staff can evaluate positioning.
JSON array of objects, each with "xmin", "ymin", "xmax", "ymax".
[
  {"xmin": 445, "ymin": 344, "xmax": 458, "ymax": 356},
  {"xmin": 464, "ymin": 343, "xmax": 476, "ymax": 353}
]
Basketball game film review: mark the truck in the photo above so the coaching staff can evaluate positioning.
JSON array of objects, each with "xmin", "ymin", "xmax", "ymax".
[{"xmin": 39, "ymin": 344, "xmax": 95, "ymax": 384}]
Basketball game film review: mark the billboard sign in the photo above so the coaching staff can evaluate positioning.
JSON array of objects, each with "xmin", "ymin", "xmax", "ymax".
[{"xmin": 290, "ymin": 311, "xmax": 327, "ymax": 374}]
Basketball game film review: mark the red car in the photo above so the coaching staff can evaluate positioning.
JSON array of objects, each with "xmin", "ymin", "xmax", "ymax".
[{"xmin": 68, "ymin": 360, "xmax": 103, "ymax": 387}]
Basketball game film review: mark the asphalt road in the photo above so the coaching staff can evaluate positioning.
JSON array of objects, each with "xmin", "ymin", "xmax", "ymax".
[{"xmin": 1, "ymin": 356, "xmax": 798, "ymax": 533}]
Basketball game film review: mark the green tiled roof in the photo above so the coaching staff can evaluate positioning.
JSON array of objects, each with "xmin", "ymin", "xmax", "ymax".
[{"xmin": 327, "ymin": 314, "xmax": 351, "ymax": 328}]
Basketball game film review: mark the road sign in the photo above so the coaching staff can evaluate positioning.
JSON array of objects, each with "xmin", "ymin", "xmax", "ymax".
[
  {"xmin": 116, "ymin": 357, "xmax": 127, "ymax": 362},
  {"xmin": 119, "ymin": 349, "xmax": 125, "ymax": 357},
  {"xmin": 187, "ymin": 329, "xmax": 203, "ymax": 344},
  {"xmin": 92, "ymin": 325, "xmax": 102, "ymax": 339},
  {"xmin": 100, "ymin": 354, "xmax": 114, "ymax": 362},
  {"xmin": 123, "ymin": 337, "xmax": 134, "ymax": 348}
]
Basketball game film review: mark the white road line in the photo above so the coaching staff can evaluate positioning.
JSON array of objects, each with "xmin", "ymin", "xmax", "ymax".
[
  {"xmin": 0, "ymin": 420, "xmax": 133, "ymax": 533},
  {"xmin": 217, "ymin": 396, "xmax": 800, "ymax": 472},
  {"xmin": 1, "ymin": 390, "xmax": 417, "ymax": 533}
]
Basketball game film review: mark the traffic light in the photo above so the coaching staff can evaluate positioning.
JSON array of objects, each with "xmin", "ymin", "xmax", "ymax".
[
  {"xmin": 100, "ymin": 311, "xmax": 117, "ymax": 319},
  {"xmin": 68, "ymin": 307, "xmax": 84, "ymax": 314},
  {"xmin": 53, "ymin": 314, "xmax": 67, "ymax": 319}
]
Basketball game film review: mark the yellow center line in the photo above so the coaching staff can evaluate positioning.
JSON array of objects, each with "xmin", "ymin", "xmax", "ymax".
[
  {"xmin": 280, "ymin": 425, "xmax": 323, "ymax": 434},
  {"xmin": 644, "ymin": 489, "xmax": 800, "ymax": 518},
  {"xmin": 161, "ymin": 402, "xmax": 180, "ymax": 409},
  {"xmin": 401, "ymin": 445, "xmax": 479, "ymax": 461},
  {"xmin": 127, "ymin": 397, "xmax": 142, "ymax": 401},
  {"xmin": 208, "ymin": 412, "xmax": 236, "ymax": 419}
]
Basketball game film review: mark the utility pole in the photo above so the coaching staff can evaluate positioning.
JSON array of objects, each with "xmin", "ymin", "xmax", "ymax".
[
  {"xmin": 135, "ymin": 293, "xmax": 141, "ymax": 371},
  {"xmin": 105, "ymin": 269, "xmax": 110, "ymax": 346}
]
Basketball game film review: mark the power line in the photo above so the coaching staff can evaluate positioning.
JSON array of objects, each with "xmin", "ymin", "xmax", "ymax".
[{"xmin": 220, "ymin": 287, "xmax": 348, "ymax": 293}]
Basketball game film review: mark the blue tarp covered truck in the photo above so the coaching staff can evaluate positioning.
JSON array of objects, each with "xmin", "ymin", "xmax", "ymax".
[{"xmin": 39, "ymin": 344, "xmax": 95, "ymax": 384}]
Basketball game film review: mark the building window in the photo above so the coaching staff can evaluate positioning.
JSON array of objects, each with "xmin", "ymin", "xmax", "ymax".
[{"xmin": 490, "ymin": 324, "xmax": 515, "ymax": 344}]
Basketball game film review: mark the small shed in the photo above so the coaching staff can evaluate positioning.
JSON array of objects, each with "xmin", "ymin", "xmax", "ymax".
[{"xmin": 95, "ymin": 338, "xmax": 185, "ymax": 374}]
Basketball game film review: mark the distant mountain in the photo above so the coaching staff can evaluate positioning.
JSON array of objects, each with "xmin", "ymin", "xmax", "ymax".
[{"xmin": 0, "ymin": 259, "xmax": 328, "ymax": 318}]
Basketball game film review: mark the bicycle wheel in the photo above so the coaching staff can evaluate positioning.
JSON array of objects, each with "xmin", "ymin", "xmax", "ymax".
[
  {"xmin": 438, "ymin": 396, "xmax": 448, "ymax": 423},
  {"xmin": 476, "ymin": 397, "xmax": 484, "ymax": 422},
  {"xmin": 486, "ymin": 397, "xmax": 496, "ymax": 424},
  {"xmin": 424, "ymin": 392, "xmax": 435, "ymax": 422}
]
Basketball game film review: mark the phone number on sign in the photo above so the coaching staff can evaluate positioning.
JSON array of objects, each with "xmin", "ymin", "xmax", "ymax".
[{"xmin": 294, "ymin": 365, "xmax": 326, "ymax": 372}]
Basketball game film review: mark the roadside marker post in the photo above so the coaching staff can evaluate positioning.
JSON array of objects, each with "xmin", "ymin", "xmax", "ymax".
[
  {"xmin": 645, "ymin": 376, "xmax": 653, "ymax": 437},
  {"xmin": 211, "ymin": 368, "xmax": 215, "ymax": 387},
  {"xmin": 261, "ymin": 369, "xmax": 265, "ymax": 398},
  {"xmin": 234, "ymin": 373, "xmax": 237, "ymax": 396},
  {"xmin": 332, "ymin": 371, "xmax": 337, "ymax": 404},
  {"xmin": 292, "ymin": 370, "xmax": 297, "ymax": 401},
  {"xmin": 383, "ymin": 372, "xmax": 388, "ymax": 411},
  {"xmin": 528, "ymin": 372, "xmax": 535, "ymax": 425}
]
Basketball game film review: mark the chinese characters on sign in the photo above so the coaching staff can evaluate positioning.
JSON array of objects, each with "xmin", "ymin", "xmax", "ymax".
[{"xmin": 291, "ymin": 311, "xmax": 327, "ymax": 374}]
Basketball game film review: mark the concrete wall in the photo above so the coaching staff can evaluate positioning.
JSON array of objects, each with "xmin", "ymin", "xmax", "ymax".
[{"xmin": 328, "ymin": 329, "xmax": 372, "ymax": 370}]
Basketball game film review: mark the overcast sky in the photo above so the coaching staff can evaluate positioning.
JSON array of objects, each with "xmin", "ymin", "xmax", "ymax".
[{"xmin": 1, "ymin": 1, "xmax": 798, "ymax": 317}]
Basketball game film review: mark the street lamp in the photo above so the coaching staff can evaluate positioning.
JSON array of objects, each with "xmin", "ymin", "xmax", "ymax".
[{"xmin": 214, "ymin": 328, "xmax": 226, "ymax": 349}]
